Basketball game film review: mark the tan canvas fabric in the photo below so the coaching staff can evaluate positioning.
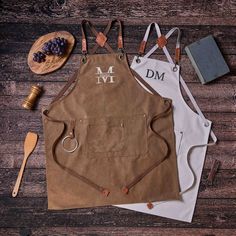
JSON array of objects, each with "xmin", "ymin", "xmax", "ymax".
[{"xmin": 42, "ymin": 20, "xmax": 180, "ymax": 209}]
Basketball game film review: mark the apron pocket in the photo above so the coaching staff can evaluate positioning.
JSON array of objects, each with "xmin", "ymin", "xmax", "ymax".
[
  {"xmin": 88, "ymin": 121, "xmax": 125, "ymax": 153},
  {"xmin": 86, "ymin": 114, "xmax": 148, "ymax": 157}
]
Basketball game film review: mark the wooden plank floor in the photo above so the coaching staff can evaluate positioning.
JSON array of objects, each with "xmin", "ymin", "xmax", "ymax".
[{"xmin": 1, "ymin": 0, "xmax": 236, "ymax": 235}]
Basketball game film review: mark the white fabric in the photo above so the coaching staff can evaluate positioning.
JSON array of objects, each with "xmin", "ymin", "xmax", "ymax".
[{"xmin": 115, "ymin": 23, "xmax": 217, "ymax": 223}]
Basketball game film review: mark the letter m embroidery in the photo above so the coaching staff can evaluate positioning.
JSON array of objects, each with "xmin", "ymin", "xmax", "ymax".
[{"xmin": 96, "ymin": 66, "xmax": 115, "ymax": 84}]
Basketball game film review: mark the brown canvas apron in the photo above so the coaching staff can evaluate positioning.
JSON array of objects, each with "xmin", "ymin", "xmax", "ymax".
[{"xmin": 42, "ymin": 19, "xmax": 180, "ymax": 209}]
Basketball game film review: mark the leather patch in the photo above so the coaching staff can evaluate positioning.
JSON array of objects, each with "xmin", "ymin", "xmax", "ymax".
[
  {"xmin": 96, "ymin": 32, "xmax": 107, "ymax": 47},
  {"xmin": 82, "ymin": 39, "xmax": 87, "ymax": 52},
  {"xmin": 157, "ymin": 35, "xmax": 167, "ymax": 49},
  {"xmin": 139, "ymin": 40, "xmax": 147, "ymax": 54},
  {"xmin": 147, "ymin": 202, "xmax": 154, "ymax": 209},
  {"xmin": 118, "ymin": 35, "xmax": 123, "ymax": 49},
  {"xmin": 122, "ymin": 187, "xmax": 129, "ymax": 194},
  {"xmin": 175, "ymin": 47, "xmax": 181, "ymax": 63}
]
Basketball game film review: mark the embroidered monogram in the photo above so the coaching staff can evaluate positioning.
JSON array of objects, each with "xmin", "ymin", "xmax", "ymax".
[
  {"xmin": 96, "ymin": 66, "xmax": 115, "ymax": 84},
  {"xmin": 146, "ymin": 69, "xmax": 165, "ymax": 81}
]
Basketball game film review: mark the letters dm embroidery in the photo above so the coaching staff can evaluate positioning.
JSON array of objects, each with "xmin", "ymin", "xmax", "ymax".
[{"xmin": 146, "ymin": 69, "xmax": 165, "ymax": 81}]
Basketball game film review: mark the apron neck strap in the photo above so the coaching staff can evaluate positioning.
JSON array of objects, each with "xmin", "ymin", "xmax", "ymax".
[
  {"xmin": 139, "ymin": 23, "xmax": 181, "ymax": 65},
  {"xmin": 164, "ymin": 27, "xmax": 181, "ymax": 65},
  {"xmin": 138, "ymin": 22, "xmax": 160, "ymax": 55},
  {"xmin": 81, "ymin": 19, "xmax": 124, "ymax": 55}
]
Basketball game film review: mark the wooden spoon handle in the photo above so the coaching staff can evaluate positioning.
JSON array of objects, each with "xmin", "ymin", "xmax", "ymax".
[{"xmin": 12, "ymin": 156, "xmax": 27, "ymax": 197}]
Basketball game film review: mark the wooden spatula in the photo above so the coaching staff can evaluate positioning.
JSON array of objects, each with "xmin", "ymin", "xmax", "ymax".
[{"xmin": 12, "ymin": 132, "xmax": 38, "ymax": 197}]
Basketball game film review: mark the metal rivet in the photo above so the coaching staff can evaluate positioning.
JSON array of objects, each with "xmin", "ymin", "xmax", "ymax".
[
  {"xmin": 173, "ymin": 66, "xmax": 178, "ymax": 72},
  {"xmin": 82, "ymin": 56, "xmax": 87, "ymax": 64},
  {"xmin": 119, "ymin": 54, "xmax": 124, "ymax": 60},
  {"xmin": 204, "ymin": 122, "xmax": 209, "ymax": 127}
]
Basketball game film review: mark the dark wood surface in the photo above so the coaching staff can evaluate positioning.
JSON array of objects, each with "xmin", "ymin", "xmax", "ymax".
[{"xmin": 1, "ymin": 1, "xmax": 236, "ymax": 235}]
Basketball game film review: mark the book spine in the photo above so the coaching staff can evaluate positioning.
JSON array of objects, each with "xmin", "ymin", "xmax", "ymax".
[{"xmin": 185, "ymin": 46, "xmax": 206, "ymax": 84}]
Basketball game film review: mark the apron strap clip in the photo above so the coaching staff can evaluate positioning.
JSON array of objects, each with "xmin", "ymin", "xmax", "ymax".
[
  {"xmin": 118, "ymin": 47, "xmax": 125, "ymax": 60},
  {"xmin": 175, "ymin": 47, "xmax": 181, "ymax": 65},
  {"xmin": 81, "ymin": 51, "xmax": 87, "ymax": 64},
  {"xmin": 136, "ymin": 54, "xmax": 142, "ymax": 63}
]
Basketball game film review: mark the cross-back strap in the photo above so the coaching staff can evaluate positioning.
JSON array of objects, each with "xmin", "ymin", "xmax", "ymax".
[
  {"xmin": 138, "ymin": 23, "xmax": 181, "ymax": 65},
  {"xmin": 138, "ymin": 22, "xmax": 157, "ymax": 55},
  {"xmin": 138, "ymin": 23, "xmax": 217, "ymax": 143},
  {"xmin": 81, "ymin": 19, "xmax": 124, "ymax": 55}
]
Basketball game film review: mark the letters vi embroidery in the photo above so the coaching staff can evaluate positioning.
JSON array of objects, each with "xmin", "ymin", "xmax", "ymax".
[{"xmin": 96, "ymin": 66, "xmax": 115, "ymax": 84}]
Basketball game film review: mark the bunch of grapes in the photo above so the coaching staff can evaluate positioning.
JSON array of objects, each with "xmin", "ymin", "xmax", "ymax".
[
  {"xmin": 33, "ymin": 37, "xmax": 68, "ymax": 63},
  {"xmin": 33, "ymin": 51, "xmax": 46, "ymax": 63},
  {"xmin": 42, "ymin": 37, "xmax": 68, "ymax": 56}
]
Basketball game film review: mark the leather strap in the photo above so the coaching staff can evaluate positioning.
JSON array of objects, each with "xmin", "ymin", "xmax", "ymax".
[
  {"xmin": 81, "ymin": 19, "xmax": 123, "ymax": 54},
  {"xmin": 131, "ymin": 68, "xmax": 163, "ymax": 96},
  {"xmin": 51, "ymin": 69, "xmax": 79, "ymax": 104},
  {"xmin": 139, "ymin": 23, "xmax": 181, "ymax": 64},
  {"xmin": 138, "ymin": 22, "xmax": 156, "ymax": 55},
  {"xmin": 120, "ymin": 68, "xmax": 171, "ymax": 193},
  {"xmin": 90, "ymin": 20, "xmax": 113, "ymax": 54},
  {"xmin": 122, "ymin": 101, "xmax": 172, "ymax": 193}
]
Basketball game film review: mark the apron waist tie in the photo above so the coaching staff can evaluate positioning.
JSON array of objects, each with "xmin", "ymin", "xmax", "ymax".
[
  {"xmin": 179, "ymin": 138, "xmax": 217, "ymax": 195},
  {"xmin": 122, "ymin": 101, "xmax": 172, "ymax": 194},
  {"xmin": 44, "ymin": 100, "xmax": 173, "ymax": 196}
]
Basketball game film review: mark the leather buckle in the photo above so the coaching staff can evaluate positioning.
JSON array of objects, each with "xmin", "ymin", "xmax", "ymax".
[{"xmin": 96, "ymin": 32, "xmax": 107, "ymax": 47}]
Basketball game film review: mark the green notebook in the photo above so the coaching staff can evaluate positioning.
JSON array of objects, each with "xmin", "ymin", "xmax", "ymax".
[{"xmin": 185, "ymin": 35, "xmax": 230, "ymax": 84}]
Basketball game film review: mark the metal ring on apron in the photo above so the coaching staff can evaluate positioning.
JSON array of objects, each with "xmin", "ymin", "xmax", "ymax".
[
  {"xmin": 136, "ymin": 56, "xmax": 141, "ymax": 63},
  {"xmin": 172, "ymin": 64, "xmax": 178, "ymax": 72},
  {"xmin": 118, "ymin": 49, "xmax": 125, "ymax": 60},
  {"xmin": 136, "ymin": 53, "xmax": 143, "ymax": 63},
  {"xmin": 82, "ymin": 55, "xmax": 87, "ymax": 64},
  {"xmin": 62, "ymin": 135, "xmax": 79, "ymax": 153},
  {"xmin": 119, "ymin": 54, "xmax": 124, "ymax": 60}
]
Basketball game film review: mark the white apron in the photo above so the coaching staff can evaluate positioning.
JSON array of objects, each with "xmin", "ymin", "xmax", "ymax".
[{"xmin": 116, "ymin": 23, "xmax": 217, "ymax": 223}]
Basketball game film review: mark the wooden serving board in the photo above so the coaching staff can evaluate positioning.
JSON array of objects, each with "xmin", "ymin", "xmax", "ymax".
[{"xmin": 28, "ymin": 31, "xmax": 75, "ymax": 75}]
